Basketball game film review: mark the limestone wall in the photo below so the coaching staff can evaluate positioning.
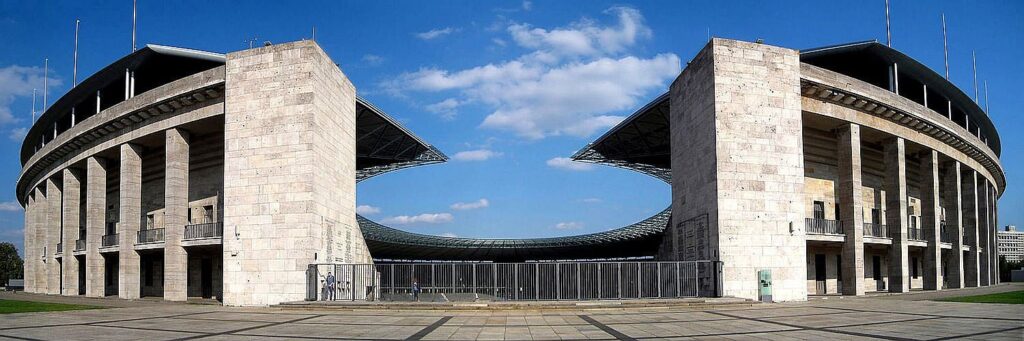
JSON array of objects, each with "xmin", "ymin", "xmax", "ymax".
[{"xmin": 222, "ymin": 40, "xmax": 367, "ymax": 306}]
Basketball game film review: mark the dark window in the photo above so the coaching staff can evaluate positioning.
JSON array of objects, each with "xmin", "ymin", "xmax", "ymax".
[
  {"xmin": 835, "ymin": 204, "xmax": 841, "ymax": 221},
  {"xmin": 872, "ymin": 256, "xmax": 882, "ymax": 281},
  {"xmin": 837, "ymin": 255, "xmax": 842, "ymax": 282},
  {"xmin": 813, "ymin": 201, "xmax": 825, "ymax": 220},
  {"xmin": 871, "ymin": 209, "xmax": 881, "ymax": 224},
  {"xmin": 203, "ymin": 205, "xmax": 214, "ymax": 223}
]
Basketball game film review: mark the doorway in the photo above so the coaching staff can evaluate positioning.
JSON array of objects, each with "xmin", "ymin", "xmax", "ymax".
[
  {"xmin": 814, "ymin": 254, "xmax": 826, "ymax": 295},
  {"xmin": 872, "ymin": 255, "xmax": 884, "ymax": 291},
  {"xmin": 201, "ymin": 257, "xmax": 213, "ymax": 298}
]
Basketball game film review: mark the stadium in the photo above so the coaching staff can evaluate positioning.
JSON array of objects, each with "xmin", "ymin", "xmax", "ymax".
[{"xmin": 18, "ymin": 37, "xmax": 1004, "ymax": 305}]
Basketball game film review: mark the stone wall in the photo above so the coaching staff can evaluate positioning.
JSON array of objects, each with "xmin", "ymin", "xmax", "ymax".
[
  {"xmin": 670, "ymin": 38, "xmax": 807, "ymax": 301},
  {"xmin": 222, "ymin": 40, "xmax": 367, "ymax": 306}
]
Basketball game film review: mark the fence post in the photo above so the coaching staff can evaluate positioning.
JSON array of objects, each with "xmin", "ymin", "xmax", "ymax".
[
  {"xmin": 657, "ymin": 262, "xmax": 662, "ymax": 298},
  {"xmin": 597, "ymin": 263, "xmax": 602, "ymax": 299},
  {"xmin": 514, "ymin": 264, "xmax": 518, "ymax": 300},
  {"xmin": 576, "ymin": 264, "xmax": 581, "ymax": 300},
  {"xmin": 534, "ymin": 263, "xmax": 539, "ymax": 300},
  {"xmin": 351, "ymin": 264, "xmax": 356, "ymax": 302},
  {"xmin": 493, "ymin": 264, "xmax": 498, "ymax": 298},
  {"xmin": 618, "ymin": 262, "xmax": 622, "ymax": 300},
  {"xmin": 555, "ymin": 264, "xmax": 560, "ymax": 300}
]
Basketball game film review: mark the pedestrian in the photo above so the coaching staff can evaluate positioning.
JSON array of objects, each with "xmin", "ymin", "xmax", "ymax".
[
  {"xmin": 412, "ymin": 278, "xmax": 421, "ymax": 302},
  {"xmin": 326, "ymin": 272, "xmax": 336, "ymax": 301}
]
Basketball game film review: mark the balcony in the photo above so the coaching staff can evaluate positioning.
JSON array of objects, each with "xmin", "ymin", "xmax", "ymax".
[
  {"xmin": 137, "ymin": 228, "xmax": 165, "ymax": 244},
  {"xmin": 806, "ymin": 218, "xmax": 843, "ymax": 235},
  {"xmin": 74, "ymin": 239, "xmax": 86, "ymax": 251},
  {"xmin": 102, "ymin": 234, "xmax": 118, "ymax": 247},
  {"xmin": 184, "ymin": 222, "xmax": 223, "ymax": 240},
  {"xmin": 940, "ymin": 224, "xmax": 950, "ymax": 243},
  {"xmin": 56, "ymin": 242, "xmax": 62, "ymax": 254},
  {"xmin": 908, "ymin": 227, "xmax": 924, "ymax": 241},
  {"xmin": 864, "ymin": 223, "xmax": 888, "ymax": 238}
]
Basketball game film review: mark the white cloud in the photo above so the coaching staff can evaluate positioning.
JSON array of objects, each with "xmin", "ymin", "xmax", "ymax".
[
  {"xmin": 0, "ymin": 65, "xmax": 63, "ymax": 126},
  {"xmin": 383, "ymin": 7, "xmax": 678, "ymax": 139},
  {"xmin": 546, "ymin": 157, "xmax": 594, "ymax": 171},
  {"xmin": 356, "ymin": 205, "xmax": 380, "ymax": 215},
  {"xmin": 452, "ymin": 149, "xmax": 502, "ymax": 161},
  {"xmin": 416, "ymin": 27, "xmax": 458, "ymax": 40},
  {"xmin": 0, "ymin": 201, "xmax": 21, "ymax": 212},
  {"xmin": 425, "ymin": 98, "xmax": 462, "ymax": 120},
  {"xmin": 581, "ymin": 198, "xmax": 602, "ymax": 203},
  {"xmin": 8, "ymin": 127, "xmax": 26, "ymax": 141},
  {"xmin": 554, "ymin": 221, "xmax": 583, "ymax": 230},
  {"xmin": 362, "ymin": 54, "xmax": 384, "ymax": 66},
  {"xmin": 450, "ymin": 198, "xmax": 489, "ymax": 210},
  {"xmin": 381, "ymin": 213, "xmax": 453, "ymax": 225},
  {"xmin": 439, "ymin": 232, "xmax": 458, "ymax": 238},
  {"xmin": 522, "ymin": 1, "xmax": 533, "ymax": 11}
]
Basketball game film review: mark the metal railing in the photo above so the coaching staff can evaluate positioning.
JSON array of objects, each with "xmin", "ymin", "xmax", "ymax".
[
  {"xmin": 307, "ymin": 261, "xmax": 724, "ymax": 302},
  {"xmin": 184, "ymin": 222, "xmax": 223, "ymax": 240},
  {"xmin": 908, "ymin": 227, "xmax": 924, "ymax": 241},
  {"xmin": 806, "ymin": 218, "xmax": 843, "ymax": 235},
  {"xmin": 863, "ymin": 223, "xmax": 888, "ymax": 238},
  {"xmin": 74, "ymin": 239, "xmax": 85, "ymax": 251},
  {"xmin": 102, "ymin": 234, "xmax": 118, "ymax": 247},
  {"xmin": 55, "ymin": 242, "xmax": 62, "ymax": 254},
  {"xmin": 940, "ymin": 224, "xmax": 950, "ymax": 243},
  {"xmin": 137, "ymin": 228, "xmax": 165, "ymax": 244}
]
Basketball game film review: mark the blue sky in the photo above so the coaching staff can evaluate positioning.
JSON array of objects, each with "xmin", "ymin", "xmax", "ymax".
[{"xmin": 0, "ymin": 1, "xmax": 1021, "ymax": 254}]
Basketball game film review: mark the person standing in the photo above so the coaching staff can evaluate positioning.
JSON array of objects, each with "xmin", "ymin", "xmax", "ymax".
[
  {"xmin": 326, "ymin": 272, "xmax": 336, "ymax": 301},
  {"xmin": 412, "ymin": 278, "xmax": 421, "ymax": 302}
]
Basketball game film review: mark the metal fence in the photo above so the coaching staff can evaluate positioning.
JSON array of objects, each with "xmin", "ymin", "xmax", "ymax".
[
  {"xmin": 74, "ymin": 239, "xmax": 86, "ymax": 251},
  {"xmin": 306, "ymin": 261, "xmax": 723, "ymax": 302},
  {"xmin": 863, "ymin": 223, "xmax": 887, "ymax": 238},
  {"xmin": 908, "ymin": 227, "xmax": 924, "ymax": 241},
  {"xmin": 137, "ymin": 228, "xmax": 165, "ymax": 244},
  {"xmin": 102, "ymin": 234, "xmax": 118, "ymax": 247},
  {"xmin": 184, "ymin": 222, "xmax": 223, "ymax": 240},
  {"xmin": 806, "ymin": 218, "xmax": 843, "ymax": 235}
]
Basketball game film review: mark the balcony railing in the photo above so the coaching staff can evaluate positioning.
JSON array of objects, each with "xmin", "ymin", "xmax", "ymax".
[
  {"xmin": 908, "ymin": 227, "xmax": 924, "ymax": 241},
  {"xmin": 56, "ymin": 242, "xmax": 62, "ymax": 254},
  {"xmin": 137, "ymin": 228, "xmax": 165, "ymax": 244},
  {"xmin": 184, "ymin": 222, "xmax": 223, "ymax": 240},
  {"xmin": 806, "ymin": 218, "xmax": 843, "ymax": 235},
  {"xmin": 940, "ymin": 224, "xmax": 950, "ymax": 243},
  {"xmin": 102, "ymin": 234, "xmax": 118, "ymax": 247},
  {"xmin": 74, "ymin": 239, "xmax": 85, "ymax": 251},
  {"xmin": 864, "ymin": 223, "xmax": 888, "ymax": 238}
]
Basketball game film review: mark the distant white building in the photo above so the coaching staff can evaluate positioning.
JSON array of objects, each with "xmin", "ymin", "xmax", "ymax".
[{"xmin": 998, "ymin": 226, "xmax": 1024, "ymax": 263}]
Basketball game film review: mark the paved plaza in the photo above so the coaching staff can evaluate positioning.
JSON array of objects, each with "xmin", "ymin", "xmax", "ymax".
[{"xmin": 0, "ymin": 285, "xmax": 1021, "ymax": 340}]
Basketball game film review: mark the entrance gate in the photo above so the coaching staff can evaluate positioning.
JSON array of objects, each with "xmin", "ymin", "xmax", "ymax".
[{"xmin": 307, "ymin": 261, "xmax": 723, "ymax": 302}]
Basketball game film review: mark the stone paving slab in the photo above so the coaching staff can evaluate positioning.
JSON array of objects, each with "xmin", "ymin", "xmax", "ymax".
[{"xmin": 0, "ymin": 286, "xmax": 1021, "ymax": 340}]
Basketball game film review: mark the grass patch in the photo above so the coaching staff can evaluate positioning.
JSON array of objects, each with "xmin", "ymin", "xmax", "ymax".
[
  {"xmin": 938, "ymin": 290, "xmax": 1024, "ymax": 304},
  {"xmin": 0, "ymin": 299, "xmax": 103, "ymax": 314}
]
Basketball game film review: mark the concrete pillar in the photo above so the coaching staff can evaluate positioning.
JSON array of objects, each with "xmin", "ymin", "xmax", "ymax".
[
  {"xmin": 667, "ymin": 38, "xmax": 806, "ymax": 301},
  {"xmin": 61, "ymin": 168, "xmax": 82, "ymax": 295},
  {"xmin": 978, "ymin": 177, "xmax": 990, "ymax": 286},
  {"xmin": 85, "ymin": 157, "xmax": 107, "ymax": 297},
  {"xmin": 118, "ymin": 143, "xmax": 143, "ymax": 299},
  {"xmin": 34, "ymin": 187, "xmax": 47, "ymax": 294},
  {"xmin": 46, "ymin": 178, "xmax": 62, "ymax": 295},
  {"xmin": 920, "ymin": 150, "xmax": 942, "ymax": 290},
  {"xmin": 837, "ymin": 124, "xmax": 865, "ymax": 296},
  {"xmin": 23, "ymin": 194, "xmax": 35, "ymax": 293},
  {"xmin": 223, "ymin": 40, "xmax": 370, "ymax": 306},
  {"xmin": 942, "ymin": 161, "xmax": 964, "ymax": 288},
  {"xmin": 962, "ymin": 170, "xmax": 980, "ymax": 286},
  {"xmin": 990, "ymin": 184, "xmax": 999, "ymax": 284},
  {"xmin": 884, "ymin": 138, "xmax": 910, "ymax": 292},
  {"xmin": 164, "ymin": 128, "xmax": 189, "ymax": 301}
]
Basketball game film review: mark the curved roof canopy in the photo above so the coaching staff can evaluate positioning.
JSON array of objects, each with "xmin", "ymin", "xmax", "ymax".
[
  {"xmin": 800, "ymin": 40, "xmax": 1000, "ymax": 156},
  {"xmin": 22, "ymin": 44, "xmax": 225, "ymax": 164}
]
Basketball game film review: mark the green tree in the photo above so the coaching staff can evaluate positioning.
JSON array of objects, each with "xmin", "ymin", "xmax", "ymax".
[{"xmin": 0, "ymin": 242, "xmax": 24, "ymax": 286}]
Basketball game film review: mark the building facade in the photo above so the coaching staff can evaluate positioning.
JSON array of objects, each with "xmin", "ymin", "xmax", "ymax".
[
  {"xmin": 19, "ymin": 38, "xmax": 1004, "ymax": 305},
  {"xmin": 998, "ymin": 226, "xmax": 1022, "ymax": 262}
]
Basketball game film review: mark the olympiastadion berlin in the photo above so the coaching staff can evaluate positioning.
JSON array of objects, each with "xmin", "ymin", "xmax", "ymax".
[{"xmin": 18, "ymin": 37, "xmax": 1004, "ymax": 306}]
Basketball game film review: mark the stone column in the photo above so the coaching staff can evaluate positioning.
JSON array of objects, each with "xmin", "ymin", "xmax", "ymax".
[
  {"xmin": 23, "ymin": 194, "xmax": 35, "ymax": 293},
  {"xmin": 62, "ymin": 169, "xmax": 82, "ymax": 295},
  {"xmin": 920, "ymin": 150, "xmax": 942, "ymax": 290},
  {"xmin": 164, "ymin": 128, "xmax": 190, "ymax": 301},
  {"xmin": 962, "ymin": 170, "xmax": 980, "ymax": 287},
  {"xmin": 884, "ymin": 138, "xmax": 910, "ymax": 292},
  {"xmin": 837, "ymin": 124, "xmax": 865, "ymax": 296},
  {"xmin": 668, "ymin": 38, "xmax": 806, "ymax": 301},
  {"xmin": 118, "ymin": 143, "xmax": 143, "ymax": 299},
  {"xmin": 989, "ymin": 183, "xmax": 998, "ymax": 285},
  {"xmin": 32, "ymin": 188, "xmax": 45, "ymax": 293},
  {"xmin": 85, "ymin": 157, "xmax": 107, "ymax": 297},
  {"xmin": 942, "ymin": 161, "xmax": 964, "ymax": 288},
  {"xmin": 978, "ymin": 177, "xmax": 990, "ymax": 286},
  {"xmin": 223, "ymin": 41, "xmax": 368, "ymax": 306},
  {"xmin": 46, "ymin": 178, "xmax": 62, "ymax": 295}
]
